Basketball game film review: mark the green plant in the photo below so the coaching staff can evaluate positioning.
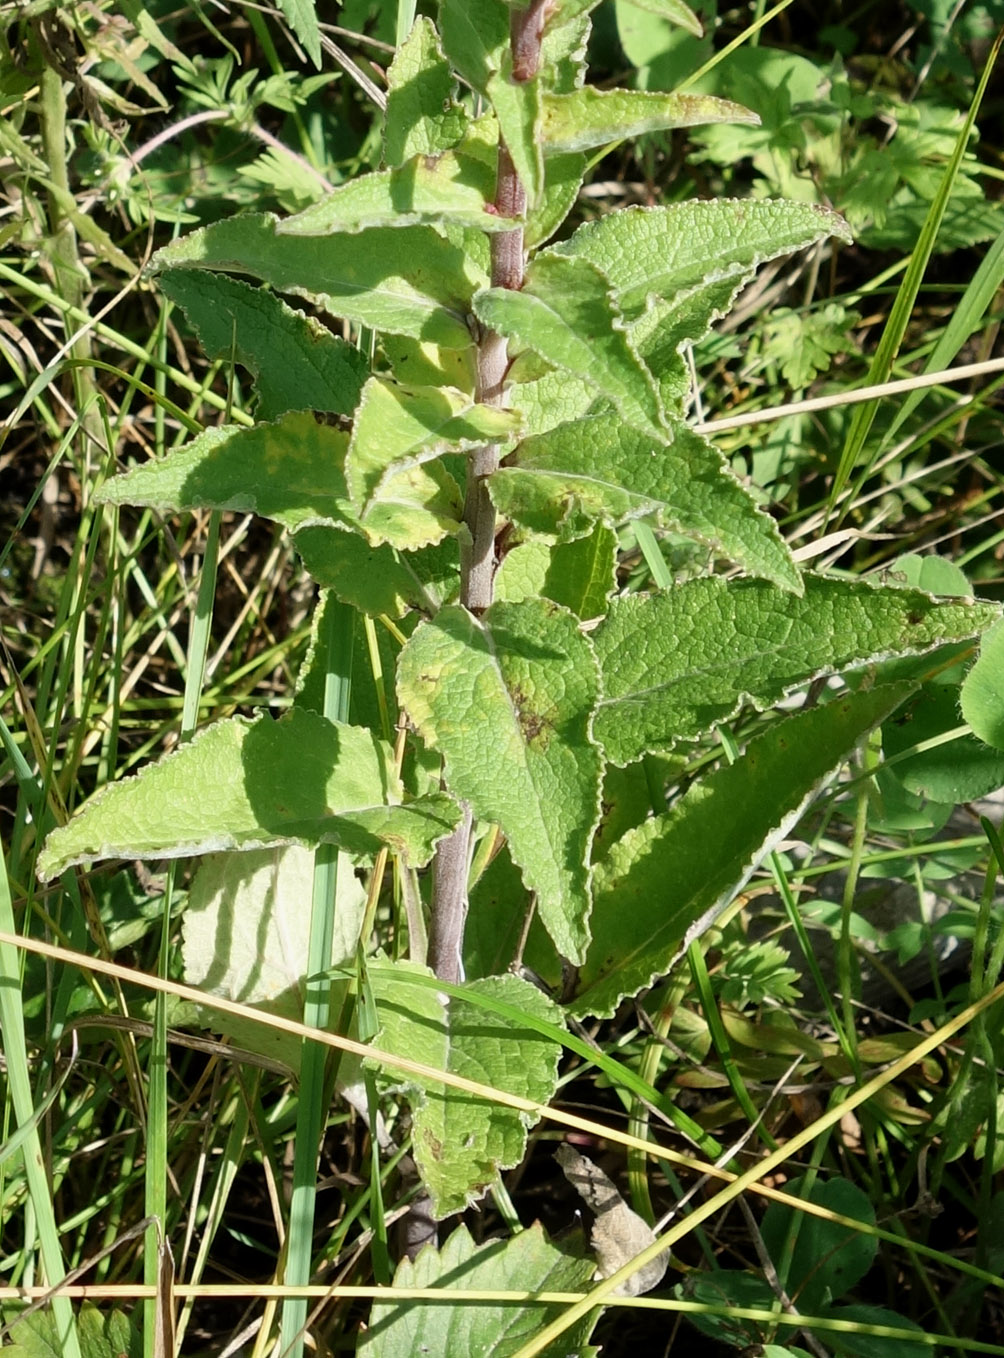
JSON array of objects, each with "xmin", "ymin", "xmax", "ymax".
[{"xmin": 11, "ymin": 1, "xmax": 1004, "ymax": 1355}]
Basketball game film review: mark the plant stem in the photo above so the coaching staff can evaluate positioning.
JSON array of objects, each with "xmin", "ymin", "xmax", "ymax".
[{"xmin": 426, "ymin": 4, "xmax": 543, "ymax": 993}]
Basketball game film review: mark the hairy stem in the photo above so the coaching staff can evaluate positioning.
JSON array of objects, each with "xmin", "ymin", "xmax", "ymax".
[{"xmin": 424, "ymin": 4, "xmax": 544, "ymax": 999}]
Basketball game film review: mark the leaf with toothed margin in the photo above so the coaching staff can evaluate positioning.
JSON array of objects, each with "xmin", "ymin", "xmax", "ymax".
[
  {"xmin": 396, "ymin": 598, "xmax": 602, "ymax": 964},
  {"xmin": 489, "ymin": 413, "xmax": 801, "ymax": 591},
  {"xmin": 473, "ymin": 253, "xmax": 666, "ymax": 438},
  {"xmin": 152, "ymin": 212, "xmax": 482, "ymax": 348},
  {"xmin": 384, "ymin": 16, "xmax": 468, "ymax": 165},
  {"xmin": 155, "ymin": 272, "xmax": 367, "ymax": 422},
  {"xmin": 540, "ymin": 87, "xmax": 757, "ymax": 153},
  {"xmin": 571, "ymin": 684, "xmax": 916, "ymax": 1019},
  {"xmin": 360, "ymin": 1221, "xmax": 596, "ymax": 1355},
  {"xmin": 591, "ymin": 575, "xmax": 1001, "ymax": 766},
  {"xmin": 37, "ymin": 709, "xmax": 462, "ymax": 881},
  {"xmin": 547, "ymin": 199, "xmax": 852, "ymax": 319},
  {"xmin": 294, "ymin": 526, "xmax": 459, "ymax": 619},
  {"xmin": 368, "ymin": 968, "xmax": 564, "ymax": 1218}
]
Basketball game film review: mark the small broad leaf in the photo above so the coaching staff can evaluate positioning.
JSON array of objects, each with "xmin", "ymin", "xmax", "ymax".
[
  {"xmin": 359, "ymin": 1222, "xmax": 597, "ymax": 1356},
  {"xmin": 276, "ymin": 150, "xmax": 516, "ymax": 236},
  {"xmin": 473, "ymin": 253, "xmax": 665, "ymax": 438},
  {"xmin": 507, "ymin": 368, "xmax": 597, "ymax": 436},
  {"xmin": 593, "ymin": 576, "xmax": 1000, "ymax": 765},
  {"xmin": 370, "ymin": 970, "xmax": 564, "ymax": 1216},
  {"xmin": 540, "ymin": 87, "xmax": 756, "ymax": 153},
  {"xmin": 346, "ymin": 377, "xmax": 520, "ymax": 545},
  {"xmin": 153, "ymin": 212, "xmax": 482, "ymax": 348},
  {"xmin": 384, "ymin": 16, "xmax": 468, "ymax": 165},
  {"xmin": 526, "ymin": 149, "xmax": 588, "ymax": 248},
  {"xmin": 293, "ymin": 526, "xmax": 459, "ymax": 618},
  {"xmin": 4, "ymin": 1305, "xmax": 141, "ymax": 1358},
  {"xmin": 156, "ymin": 271, "xmax": 367, "ymax": 421},
  {"xmin": 760, "ymin": 1177, "xmax": 876, "ymax": 1310},
  {"xmin": 397, "ymin": 598, "xmax": 601, "ymax": 963},
  {"xmin": 495, "ymin": 526, "xmax": 618, "ymax": 620},
  {"xmin": 572, "ymin": 683, "xmax": 916, "ymax": 1017},
  {"xmin": 490, "ymin": 413, "xmax": 801, "ymax": 590},
  {"xmin": 37, "ymin": 710, "xmax": 461, "ymax": 879},
  {"xmin": 961, "ymin": 618, "xmax": 1004, "ymax": 750},
  {"xmin": 548, "ymin": 199, "xmax": 852, "ymax": 319}
]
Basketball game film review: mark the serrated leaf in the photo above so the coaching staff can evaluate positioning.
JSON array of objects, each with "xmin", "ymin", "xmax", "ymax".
[
  {"xmin": 540, "ymin": 87, "xmax": 755, "ymax": 153},
  {"xmin": 97, "ymin": 411, "xmax": 355, "ymax": 530},
  {"xmin": 152, "ymin": 212, "xmax": 481, "ymax": 347},
  {"xmin": 38, "ymin": 710, "xmax": 461, "ymax": 879},
  {"xmin": 370, "ymin": 972, "xmax": 564, "ymax": 1217},
  {"xmin": 397, "ymin": 598, "xmax": 601, "ymax": 963},
  {"xmin": 276, "ymin": 0, "xmax": 320, "ymax": 67},
  {"xmin": 572, "ymin": 684, "xmax": 915, "ymax": 1017},
  {"xmin": 549, "ymin": 199, "xmax": 852, "ymax": 319},
  {"xmin": 359, "ymin": 1222, "xmax": 597, "ymax": 1356},
  {"xmin": 293, "ymin": 525, "xmax": 459, "ymax": 618},
  {"xmin": 156, "ymin": 271, "xmax": 367, "ymax": 421},
  {"xmin": 487, "ymin": 63, "xmax": 543, "ymax": 205},
  {"xmin": 592, "ymin": 575, "xmax": 999, "ymax": 765},
  {"xmin": 276, "ymin": 150, "xmax": 516, "ymax": 235},
  {"xmin": 4, "ymin": 1305, "xmax": 141, "ymax": 1358},
  {"xmin": 490, "ymin": 413, "xmax": 800, "ymax": 589},
  {"xmin": 473, "ymin": 253, "xmax": 665, "ymax": 438},
  {"xmin": 385, "ymin": 17, "xmax": 468, "ymax": 165},
  {"xmin": 961, "ymin": 618, "xmax": 1004, "ymax": 750},
  {"xmin": 347, "ymin": 377, "xmax": 520, "ymax": 547}
]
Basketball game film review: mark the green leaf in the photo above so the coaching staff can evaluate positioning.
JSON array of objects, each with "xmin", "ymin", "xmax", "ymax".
[
  {"xmin": 153, "ymin": 212, "xmax": 481, "ymax": 347},
  {"xmin": 618, "ymin": 0, "xmax": 702, "ymax": 35},
  {"xmin": 495, "ymin": 526, "xmax": 618, "ymax": 620},
  {"xmin": 526, "ymin": 150, "xmax": 588, "ymax": 248},
  {"xmin": 549, "ymin": 199, "xmax": 852, "ymax": 319},
  {"xmin": 182, "ymin": 845, "xmax": 363, "ymax": 1071},
  {"xmin": 276, "ymin": 0, "xmax": 320, "ymax": 67},
  {"xmin": 384, "ymin": 16, "xmax": 468, "ymax": 165},
  {"xmin": 630, "ymin": 275, "xmax": 749, "ymax": 413},
  {"xmin": 592, "ymin": 575, "xmax": 999, "ymax": 765},
  {"xmin": 347, "ymin": 378, "xmax": 520, "ymax": 547},
  {"xmin": 439, "ymin": 0, "xmax": 510, "ymax": 95},
  {"xmin": 276, "ymin": 150, "xmax": 516, "ymax": 235},
  {"xmin": 37, "ymin": 710, "xmax": 461, "ymax": 880},
  {"xmin": 156, "ymin": 271, "xmax": 367, "ymax": 421},
  {"xmin": 540, "ymin": 87, "xmax": 755, "ymax": 153},
  {"xmin": 293, "ymin": 525, "xmax": 459, "ymax": 618},
  {"xmin": 359, "ymin": 1222, "xmax": 597, "ymax": 1356},
  {"xmin": 487, "ymin": 63, "xmax": 543, "ymax": 205},
  {"xmin": 507, "ymin": 368, "xmax": 597, "ymax": 435},
  {"xmin": 97, "ymin": 411, "xmax": 354, "ymax": 529},
  {"xmin": 370, "ymin": 971, "xmax": 565, "ymax": 1216},
  {"xmin": 4, "ymin": 1305, "xmax": 141, "ymax": 1358},
  {"xmin": 473, "ymin": 253, "xmax": 665, "ymax": 438},
  {"xmin": 552, "ymin": 0, "xmax": 701, "ymax": 36},
  {"xmin": 490, "ymin": 413, "xmax": 800, "ymax": 590},
  {"xmin": 883, "ymin": 684, "xmax": 1004, "ymax": 803},
  {"xmin": 962, "ymin": 618, "xmax": 1004, "ymax": 751},
  {"xmin": 572, "ymin": 683, "xmax": 915, "ymax": 1017},
  {"xmin": 760, "ymin": 1176, "xmax": 875, "ymax": 1309},
  {"xmin": 397, "ymin": 598, "xmax": 602, "ymax": 963}
]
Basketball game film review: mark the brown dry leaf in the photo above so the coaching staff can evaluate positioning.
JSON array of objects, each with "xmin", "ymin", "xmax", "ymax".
[{"xmin": 555, "ymin": 1144, "xmax": 668, "ymax": 1297}]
